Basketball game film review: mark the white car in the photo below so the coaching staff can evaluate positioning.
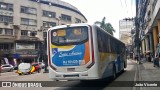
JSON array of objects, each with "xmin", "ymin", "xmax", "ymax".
[
  {"xmin": 1, "ymin": 64, "xmax": 14, "ymax": 72},
  {"xmin": 18, "ymin": 63, "xmax": 32, "ymax": 75}
]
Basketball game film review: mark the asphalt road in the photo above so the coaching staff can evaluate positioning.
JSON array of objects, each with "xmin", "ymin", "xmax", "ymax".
[{"xmin": 0, "ymin": 59, "xmax": 138, "ymax": 90}]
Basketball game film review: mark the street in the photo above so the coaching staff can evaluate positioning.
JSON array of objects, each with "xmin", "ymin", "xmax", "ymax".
[{"xmin": 0, "ymin": 59, "xmax": 140, "ymax": 90}]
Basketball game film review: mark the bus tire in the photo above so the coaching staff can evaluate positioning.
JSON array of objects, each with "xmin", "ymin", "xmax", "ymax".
[{"xmin": 122, "ymin": 62, "xmax": 125, "ymax": 73}]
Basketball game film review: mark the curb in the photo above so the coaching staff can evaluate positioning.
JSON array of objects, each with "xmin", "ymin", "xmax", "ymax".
[{"xmin": 133, "ymin": 61, "xmax": 141, "ymax": 90}]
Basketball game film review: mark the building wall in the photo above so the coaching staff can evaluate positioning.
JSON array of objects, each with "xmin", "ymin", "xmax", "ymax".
[
  {"xmin": 1, "ymin": 0, "xmax": 87, "ymax": 40},
  {"xmin": 119, "ymin": 19, "xmax": 135, "ymax": 45},
  {"xmin": 0, "ymin": 0, "xmax": 87, "ymax": 63},
  {"xmin": 136, "ymin": 0, "xmax": 160, "ymax": 56}
]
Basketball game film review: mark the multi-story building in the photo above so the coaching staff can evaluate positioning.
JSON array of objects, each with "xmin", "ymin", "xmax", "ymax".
[
  {"xmin": 119, "ymin": 18, "xmax": 135, "ymax": 46},
  {"xmin": 0, "ymin": 0, "xmax": 87, "ymax": 64},
  {"xmin": 136, "ymin": 0, "xmax": 160, "ymax": 56},
  {"xmin": 119, "ymin": 18, "xmax": 135, "ymax": 58}
]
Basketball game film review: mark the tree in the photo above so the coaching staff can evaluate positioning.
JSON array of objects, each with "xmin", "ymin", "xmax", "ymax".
[{"xmin": 94, "ymin": 17, "xmax": 115, "ymax": 35}]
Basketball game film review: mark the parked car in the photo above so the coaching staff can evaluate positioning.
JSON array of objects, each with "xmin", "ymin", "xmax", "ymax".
[
  {"xmin": 0, "ymin": 64, "xmax": 14, "ymax": 72},
  {"xmin": 17, "ymin": 63, "xmax": 32, "ymax": 75},
  {"xmin": 38, "ymin": 62, "xmax": 45, "ymax": 69},
  {"xmin": 17, "ymin": 62, "xmax": 42, "ymax": 75}
]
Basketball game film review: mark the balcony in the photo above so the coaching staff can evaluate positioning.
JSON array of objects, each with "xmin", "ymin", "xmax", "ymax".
[
  {"xmin": 19, "ymin": 36, "xmax": 40, "ymax": 41},
  {"xmin": 150, "ymin": 0, "xmax": 160, "ymax": 27},
  {"xmin": 0, "ymin": 35, "xmax": 15, "ymax": 42}
]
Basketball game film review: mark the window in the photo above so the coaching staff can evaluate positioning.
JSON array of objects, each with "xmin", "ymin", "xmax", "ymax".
[
  {"xmin": 29, "ymin": 19, "xmax": 37, "ymax": 26},
  {"xmin": 43, "ymin": 21, "xmax": 56, "ymax": 27},
  {"xmin": 75, "ymin": 18, "xmax": 81, "ymax": 23},
  {"xmin": 51, "ymin": 26, "xmax": 88, "ymax": 45},
  {"xmin": 0, "ymin": 43, "xmax": 13, "ymax": 50},
  {"xmin": 43, "ymin": 32, "xmax": 47, "ymax": 38},
  {"xmin": 21, "ymin": 6, "xmax": 37, "ymax": 15},
  {"xmin": 97, "ymin": 29, "xmax": 110, "ymax": 52},
  {"xmin": 5, "ymin": 29, "xmax": 13, "ymax": 35},
  {"xmin": 0, "ymin": 15, "xmax": 3, "ymax": 22},
  {"xmin": 0, "ymin": 2, "xmax": 13, "ymax": 11},
  {"xmin": 0, "ymin": 28, "xmax": 13, "ymax": 35},
  {"xmin": 21, "ymin": 18, "xmax": 28, "ymax": 25},
  {"xmin": 21, "ymin": 31, "xmax": 37, "ymax": 36},
  {"xmin": 0, "ymin": 15, "xmax": 13, "ymax": 23},
  {"xmin": 30, "ymin": 31, "xmax": 37, "ymax": 36},
  {"xmin": 21, "ymin": 30, "xmax": 28, "ymax": 36},
  {"xmin": 42, "ymin": 10, "xmax": 56, "ymax": 18},
  {"xmin": 0, "ymin": 28, "xmax": 2, "ymax": 34},
  {"xmin": 61, "ymin": 14, "xmax": 71, "ymax": 22},
  {"xmin": 21, "ymin": 18, "xmax": 37, "ymax": 26},
  {"xmin": 0, "ymin": 44, "xmax": 8, "ymax": 50}
]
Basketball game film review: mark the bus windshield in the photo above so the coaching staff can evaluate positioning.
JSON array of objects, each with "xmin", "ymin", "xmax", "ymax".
[{"xmin": 51, "ymin": 26, "xmax": 88, "ymax": 45}]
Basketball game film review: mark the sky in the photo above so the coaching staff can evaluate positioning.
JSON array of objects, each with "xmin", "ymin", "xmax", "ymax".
[{"xmin": 61, "ymin": 0, "xmax": 136, "ymax": 39}]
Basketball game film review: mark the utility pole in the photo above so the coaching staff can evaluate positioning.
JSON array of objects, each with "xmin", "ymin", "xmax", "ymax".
[
  {"xmin": 135, "ymin": 16, "xmax": 141, "ymax": 63},
  {"xmin": 43, "ymin": 36, "xmax": 48, "ymax": 73}
]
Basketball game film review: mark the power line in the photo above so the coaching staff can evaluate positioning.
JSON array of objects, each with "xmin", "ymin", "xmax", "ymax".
[
  {"xmin": 125, "ymin": 0, "xmax": 127, "ymax": 8},
  {"xmin": 131, "ymin": 0, "xmax": 136, "ymax": 17},
  {"xmin": 120, "ymin": 0, "xmax": 123, "ymax": 8},
  {"xmin": 131, "ymin": 0, "xmax": 133, "ymax": 16},
  {"xmin": 125, "ymin": 0, "xmax": 128, "ymax": 14}
]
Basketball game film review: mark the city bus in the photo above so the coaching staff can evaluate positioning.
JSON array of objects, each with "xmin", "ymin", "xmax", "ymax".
[{"xmin": 47, "ymin": 23, "xmax": 127, "ymax": 81}]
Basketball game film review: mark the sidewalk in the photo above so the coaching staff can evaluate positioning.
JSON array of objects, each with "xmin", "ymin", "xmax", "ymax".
[{"xmin": 136, "ymin": 60, "xmax": 160, "ymax": 90}]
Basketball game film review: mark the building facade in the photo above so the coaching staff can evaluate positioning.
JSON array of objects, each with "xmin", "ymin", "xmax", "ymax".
[
  {"xmin": 136, "ymin": 0, "xmax": 160, "ymax": 57},
  {"xmin": 119, "ymin": 18, "xmax": 135, "ymax": 58},
  {"xmin": 0, "ymin": 0, "xmax": 87, "ymax": 64},
  {"xmin": 119, "ymin": 18, "xmax": 135, "ymax": 45}
]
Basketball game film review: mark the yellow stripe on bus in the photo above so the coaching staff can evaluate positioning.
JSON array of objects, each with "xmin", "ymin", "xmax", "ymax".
[
  {"xmin": 99, "ymin": 52, "xmax": 118, "ymax": 62},
  {"xmin": 51, "ymin": 44, "xmax": 75, "ymax": 49}
]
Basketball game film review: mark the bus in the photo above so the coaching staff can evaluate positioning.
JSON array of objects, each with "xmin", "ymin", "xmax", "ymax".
[{"xmin": 47, "ymin": 23, "xmax": 127, "ymax": 81}]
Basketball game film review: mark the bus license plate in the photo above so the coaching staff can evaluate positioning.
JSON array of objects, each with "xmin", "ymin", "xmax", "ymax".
[
  {"xmin": 64, "ymin": 74, "xmax": 79, "ymax": 77},
  {"xmin": 67, "ymin": 68, "xmax": 75, "ymax": 72}
]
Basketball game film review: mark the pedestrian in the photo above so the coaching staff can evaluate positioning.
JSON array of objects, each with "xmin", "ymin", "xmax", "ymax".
[
  {"xmin": 153, "ymin": 43, "xmax": 160, "ymax": 67},
  {"xmin": 135, "ymin": 54, "xmax": 138, "ymax": 63},
  {"xmin": 140, "ymin": 53, "xmax": 145, "ymax": 63},
  {"xmin": 151, "ymin": 53, "xmax": 154, "ymax": 63},
  {"xmin": 153, "ymin": 55, "xmax": 159, "ymax": 67},
  {"xmin": 145, "ymin": 51, "xmax": 151, "ymax": 62}
]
